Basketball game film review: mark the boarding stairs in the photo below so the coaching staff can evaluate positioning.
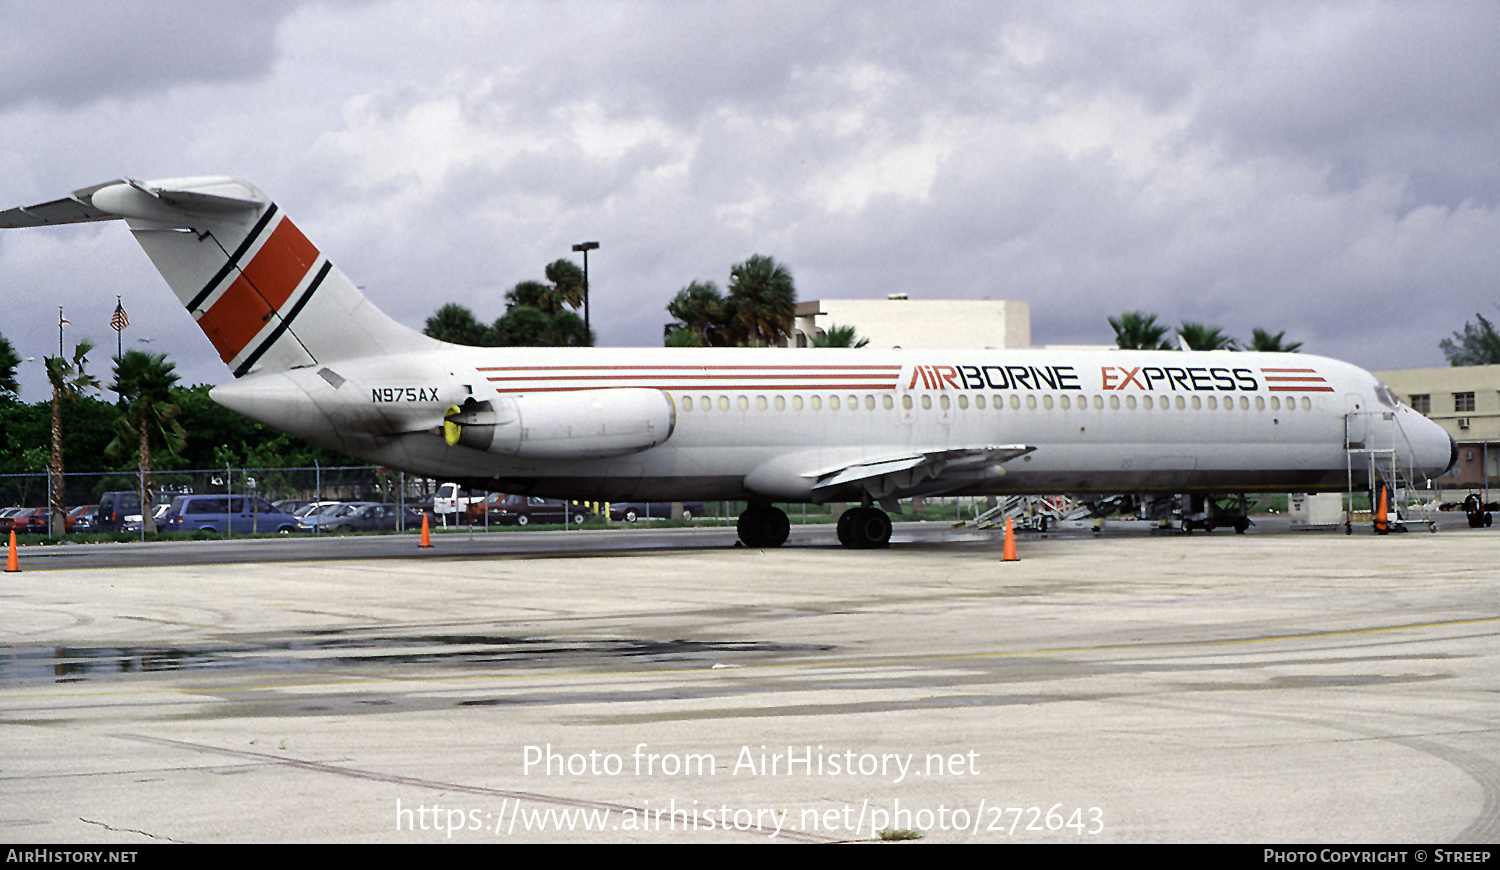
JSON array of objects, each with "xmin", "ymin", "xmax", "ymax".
[
  {"xmin": 1345, "ymin": 409, "xmax": 1436, "ymax": 533},
  {"xmin": 963, "ymin": 494, "xmax": 1092, "ymax": 532}
]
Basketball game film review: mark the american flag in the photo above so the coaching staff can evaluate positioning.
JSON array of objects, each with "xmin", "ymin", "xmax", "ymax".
[{"xmin": 110, "ymin": 301, "xmax": 128, "ymax": 331}]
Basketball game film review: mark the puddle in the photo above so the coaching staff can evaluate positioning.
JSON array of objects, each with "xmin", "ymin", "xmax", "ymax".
[{"xmin": 0, "ymin": 634, "xmax": 834, "ymax": 686}]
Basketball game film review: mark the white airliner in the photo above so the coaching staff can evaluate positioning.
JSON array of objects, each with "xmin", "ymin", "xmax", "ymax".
[{"xmin": 1, "ymin": 177, "xmax": 1457, "ymax": 547}]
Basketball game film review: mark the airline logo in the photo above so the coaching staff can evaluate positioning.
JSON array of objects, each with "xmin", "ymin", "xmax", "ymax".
[
  {"xmin": 910, "ymin": 363, "xmax": 1332, "ymax": 395},
  {"xmin": 186, "ymin": 205, "xmax": 331, "ymax": 377}
]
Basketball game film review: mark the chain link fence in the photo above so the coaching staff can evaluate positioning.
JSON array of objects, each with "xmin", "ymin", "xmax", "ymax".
[{"xmin": 0, "ymin": 464, "xmax": 435, "ymax": 538}]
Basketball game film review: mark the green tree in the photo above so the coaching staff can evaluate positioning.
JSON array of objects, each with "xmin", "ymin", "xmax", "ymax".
[
  {"xmin": 728, "ymin": 254, "xmax": 796, "ymax": 347},
  {"xmin": 812, "ymin": 324, "xmax": 869, "ymax": 348},
  {"xmin": 504, "ymin": 280, "xmax": 551, "ymax": 311},
  {"xmin": 1249, "ymin": 328, "xmax": 1302, "ymax": 353},
  {"xmin": 1107, "ymin": 311, "xmax": 1173, "ymax": 350},
  {"xmin": 0, "ymin": 332, "xmax": 19, "ymax": 399},
  {"xmin": 424, "ymin": 302, "xmax": 497, "ymax": 347},
  {"xmin": 663, "ymin": 280, "xmax": 732, "ymax": 347},
  {"xmin": 1440, "ymin": 312, "xmax": 1500, "ymax": 366},
  {"xmin": 542, "ymin": 258, "xmax": 586, "ymax": 314},
  {"xmin": 107, "ymin": 351, "xmax": 186, "ymax": 534},
  {"xmin": 44, "ymin": 339, "xmax": 101, "ymax": 533},
  {"xmin": 1176, "ymin": 321, "xmax": 1237, "ymax": 351}
]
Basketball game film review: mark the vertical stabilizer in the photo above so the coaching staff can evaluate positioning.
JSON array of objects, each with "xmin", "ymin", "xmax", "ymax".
[{"xmin": 2, "ymin": 176, "xmax": 438, "ymax": 377}]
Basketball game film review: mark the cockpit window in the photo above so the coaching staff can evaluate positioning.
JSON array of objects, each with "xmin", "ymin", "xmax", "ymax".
[{"xmin": 1374, "ymin": 383, "xmax": 1400, "ymax": 409}]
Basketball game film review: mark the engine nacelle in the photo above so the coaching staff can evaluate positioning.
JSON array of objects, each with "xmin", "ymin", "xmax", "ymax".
[{"xmin": 447, "ymin": 388, "xmax": 675, "ymax": 459}]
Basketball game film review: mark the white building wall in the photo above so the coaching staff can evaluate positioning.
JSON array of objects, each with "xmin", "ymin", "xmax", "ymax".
[{"xmin": 794, "ymin": 298, "xmax": 1031, "ymax": 349}]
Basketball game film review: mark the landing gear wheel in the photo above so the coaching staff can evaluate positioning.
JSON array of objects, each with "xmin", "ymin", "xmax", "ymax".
[
  {"xmin": 1233, "ymin": 516, "xmax": 1251, "ymax": 534},
  {"xmin": 837, "ymin": 511, "xmax": 854, "ymax": 547},
  {"xmin": 737, "ymin": 505, "xmax": 790, "ymax": 548},
  {"xmin": 838, "ymin": 507, "xmax": 892, "ymax": 549}
]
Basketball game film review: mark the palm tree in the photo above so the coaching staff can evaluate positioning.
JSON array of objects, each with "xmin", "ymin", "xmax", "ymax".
[
  {"xmin": 0, "ymin": 332, "xmax": 19, "ymax": 399},
  {"xmin": 424, "ymin": 302, "xmax": 498, "ymax": 346},
  {"xmin": 45, "ymin": 340, "xmax": 100, "ymax": 534},
  {"xmin": 107, "ymin": 351, "xmax": 186, "ymax": 534},
  {"xmin": 728, "ymin": 254, "xmax": 796, "ymax": 347},
  {"xmin": 664, "ymin": 280, "xmax": 730, "ymax": 347},
  {"xmin": 1107, "ymin": 311, "xmax": 1173, "ymax": 350},
  {"xmin": 812, "ymin": 324, "xmax": 869, "ymax": 348},
  {"xmin": 542, "ymin": 259, "xmax": 586, "ymax": 314},
  {"xmin": 1176, "ymin": 321, "xmax": 1237, "ymax": 351},
  {"xmin": 1249, "ymin": 328, "xmax": 1302, "ymax": 353}
]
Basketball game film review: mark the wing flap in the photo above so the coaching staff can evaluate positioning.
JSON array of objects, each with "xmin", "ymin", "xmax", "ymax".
[{"xmin": 811, "ymin": 444, "xmax": 1034, "ymax": 492}]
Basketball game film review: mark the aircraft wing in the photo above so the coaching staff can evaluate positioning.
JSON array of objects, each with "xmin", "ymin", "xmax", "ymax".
[{"xmin": 810, "ymin": 445, "xmax": 1035, "ymax": 509}]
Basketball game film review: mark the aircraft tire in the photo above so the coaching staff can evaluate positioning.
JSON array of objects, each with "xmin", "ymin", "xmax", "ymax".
[
  {"xmin": 737, "ymin": 505, "xmax": 790, "ymax": 548},
  {"xmin": 836, "ymin": 511, "xmax": 854, "ymax": 547},
  {"xmin": 852, "ymin": 508, "xmax": 892, "ymax": 549}
]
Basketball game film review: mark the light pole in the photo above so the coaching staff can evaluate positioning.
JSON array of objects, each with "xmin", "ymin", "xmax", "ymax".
[{"xmin": 572, "ymin": 241, "xmax": 599, "ymax": 346}]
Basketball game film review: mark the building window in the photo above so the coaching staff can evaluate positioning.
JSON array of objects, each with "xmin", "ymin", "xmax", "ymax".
[
  {"xmin": 1455, "ymin": 392, "xmax": 1475, "ymax": 413},
  {"xmin": 1410, "ymin": 394, "xmax": 1430, "ymax": 414}
]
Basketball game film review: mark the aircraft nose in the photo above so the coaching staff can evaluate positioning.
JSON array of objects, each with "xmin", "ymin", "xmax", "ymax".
[{"xmin": 1407, "ymin": 412, "xmax": 1458, "ymax": 482}]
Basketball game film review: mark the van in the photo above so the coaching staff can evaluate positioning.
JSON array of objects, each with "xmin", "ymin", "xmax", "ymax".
[
  {"xmin": 159, "ymin": 495, "xmax": 299, "ymax": 535},
  {"xmin": 97, "ymin": 490, "xmax": 143, "ymax": 532}
]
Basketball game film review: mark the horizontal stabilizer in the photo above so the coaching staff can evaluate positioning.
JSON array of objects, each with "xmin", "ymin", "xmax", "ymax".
[
  {"xmin": 0, "ymin": 181, "xmax": 122, "ymax": 227},
  {"xmin": 0, "ymin": 177, "xmax": 263, "ymax": 228}
]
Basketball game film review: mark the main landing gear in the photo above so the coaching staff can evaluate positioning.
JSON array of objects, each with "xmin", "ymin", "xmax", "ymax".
[
  {"xmin": 737, "ymin": 504, "xmax": 790, "ymax": 548},
  {"xmin": 734, "ymin": 503, "xmax": 894, "ymax": 549},
  {"xmin": 837, "ymin": 506, "xmax": 892, "ymax": 549}
]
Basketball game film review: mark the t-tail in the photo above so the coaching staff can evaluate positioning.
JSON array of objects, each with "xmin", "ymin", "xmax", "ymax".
[{"xmin": 0, "ymin": 176, "xmax": 436, "ymax": 377}]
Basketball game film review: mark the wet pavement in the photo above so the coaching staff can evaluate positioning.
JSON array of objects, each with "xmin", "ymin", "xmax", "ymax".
[{"xmin": 2, "ymin": 526, "xmax": 1498, "ymax": 843}]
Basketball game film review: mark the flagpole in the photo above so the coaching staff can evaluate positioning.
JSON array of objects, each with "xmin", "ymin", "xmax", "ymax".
[{"xmin": 111, "ymin": 295, "xmax": 129, "ymax": 403}]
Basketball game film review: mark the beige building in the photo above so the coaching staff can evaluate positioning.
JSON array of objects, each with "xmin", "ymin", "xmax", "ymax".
[
  {"xmin": 1374, "ymin": 364, "xmax": 1498, "ymax": 492},
  {"xmin": 793, "ymin": 296, "xmax": 1031, "ymax": 349}
]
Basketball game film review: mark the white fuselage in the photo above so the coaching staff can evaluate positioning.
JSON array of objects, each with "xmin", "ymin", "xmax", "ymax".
[{"xmin": 212, "ymin": 345, "xmax": 1455, "ymax": 503}]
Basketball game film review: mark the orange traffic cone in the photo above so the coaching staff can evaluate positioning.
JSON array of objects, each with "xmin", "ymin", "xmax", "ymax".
[
  {"xmin": 5, "ymin": 531, "xmax": 18, "ymax": 573},
  {"xmin": 419, "ymin": 512, "xmax": 433, "ymax": 548},
  {"xmin": 1374, "ymin": 484, "xmax": 1389, "ymax": 535},
  {"xmin": 1002, "ymin": 516, "xmax": 1018, "ymax": 562}
]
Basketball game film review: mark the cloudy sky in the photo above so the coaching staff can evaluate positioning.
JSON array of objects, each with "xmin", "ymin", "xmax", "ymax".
[{"xmin": 2, "ymin": 0, "xmax": 1497, "ymax": 402}]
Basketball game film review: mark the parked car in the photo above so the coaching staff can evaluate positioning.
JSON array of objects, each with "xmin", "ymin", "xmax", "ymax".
[
  {"xmin": 158, "ymin": 495, "xmax": 299, "ymax": 534},
  {"xmin": 7, "ymin": 507, "xmax": 46, "ymax": 533},
  {"xmin": 433, "ymin": 483, "xmax": 484, "ymax": 519},
  {"xmin": 98, "ymin": 490, "xmax": 173, "ymax": 532},
  {"xmin": 68, "ymin": 504, "xmax": 98, "ymax": 532},
  {"xmin": 485, "ymin": 495, "xmax": 593, "ymax": 527},
  {"xmin": 304, "ymin": 502, "xmax": 424, "ymax": 533},
  {"xmin": 608, "ymin": 501, "xmax": 705, "ymax": 523}
]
